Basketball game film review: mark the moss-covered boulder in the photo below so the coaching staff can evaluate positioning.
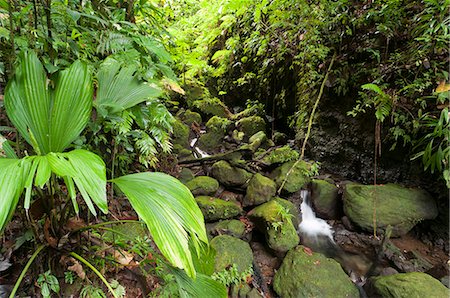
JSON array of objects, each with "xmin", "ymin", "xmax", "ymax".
[
  {"xmin": 193, "ymin": 98, "xmax": 233, "ymax": 118},
  {"xmin": 243, "ymin": 173, "xmax": 277, "ymax": 207},
  {"xmin": 172, "ymin": 119, "xmax": 190, "ymax": 148},
  {"xmin": 271, "ymin": 160, "xmax": 312, "ymax": 193},
  {"xmin": 236, "ymin": 116, "xmax": 266, "ymax": 138},
  {"xmin": 178, "ymin": 167, "xmax": 194, "ymax": 183},
  {"xmin": 185, "ymin": 176, "xmax": 219, "ymax": 196},
  {"xmin": 311, "ymin": 179, "xmax": 340, "ymax": 219},
  {"xmin": 197, "ymin": 116, "xmax": 232, "ymax": 151},
  {"xmin": 371, "ymin": 272, "xmax": 449, "ymax": 298},
  {"xmin": 343, "ymin": 183, "xmax": 438, "ymax": 237},
  {"xmin": 210, "ymin": 235, "xmax": 253, "ymax": 273},
  {"xmin": 180, "ymin": 109, "xmax": 202, "ymax": 126},
  {"xmin": 211, "ymin": 219, "xmax": 246, "ymax": 238},
  {"xmin": 211, "ymin": 160, "xmax": 253, "ymax": 187},
  {"xmin": 248, "ymin": 198, "xmax": 299, "ymax": 253},
  {"xmin": 261, "ymin": 145, "xmax": 299, "ymax": 166},
  {"xmin": 196, "ymin": 196, "xmax": 242, "ymax": 222},
  {"xmin": 273, "ymin": 246, "xmax": 359, "ymax": 298}
]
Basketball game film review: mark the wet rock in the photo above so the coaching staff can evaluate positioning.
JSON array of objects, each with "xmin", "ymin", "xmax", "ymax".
[
  {"xmin": 260, "ymin": 145, "xmax": 299, "ymax": 166},
  {"xmin": 198, "ymin": 116, "xmax": 232, "ymax": 151},
  {"xmin": 380, "ymin": 267, "xmax": 399, "ymax": 276},
  {"xmin": 185, "ymin": 176, "xmax": 219, "ymax": 196},
  {"xmin": 272, "ymin": 131, "xmax": 288, "ymax": 145},
  {"xmin": 370, "ymin": 272, "xmax": 449, "ymax": 298},
  {"xmin": 273, "ymin": 245, "xmax": 359, "ymax": 298},
  {"xmin": 196, "ymin": 196, "xmax": 242, "ymax": 222},
  {"xmin": 246, "ymin": 131, "xmax": 267, "ymax": 152},
  {"xmin": 236, "ymin": 116, "xmax": 266, "ymax": 139},
  {"xmin": 311, "ymin": 179, "xmax": 340, "ymax": 219},
  {"xmin": 193, "ymin": 97, "xmax": 233, "ymax": 118},
  {"xmin": 211, "ymin": 160, "xmax": 253, "ymax": 187},
  {"xmin": 210, "ymin": 235, "xmax": 253, "ymax": 273},
  {"xmin": 246, "ymin": 288, "xmax": 263, "ymax": 298},
  {"xmin": 440, "ymin": 276, "xmax": 449, "ymax": 288},
  {"xmin": 211, "ymin": 219, "xmax": 246, "ymax": 239},
  {"xmin": 172, "ymin": 119, "xmax": 190, "ymax": 148},
  {"xmin": 248, "ymin": 198, "xmax": 299, "ymax": 253},
  {"xmin": 343, "ymin": 183, "xmax": 438, "ymax": 237},
  {"xmin": 271, "ymin": 160, "xmax": 312, "ymax": 193},
  {"xmin": 243, "ymin": 173, "xmax": 277, "ymax": 207},
  {"xmin": 230, "ymin": 283, "xmax": 251, "ymax": 298},
  {"xmin": 179, "ymin": 109, "xmax": 202, "ymax": 126},
  {"xmin": 178, "ymin": 167, "xmax": 194, "ymax": 183}
]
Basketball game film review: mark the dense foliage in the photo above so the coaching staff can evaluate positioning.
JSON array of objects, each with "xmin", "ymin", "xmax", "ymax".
[{"xmin": 167, "ymin": 0, "xmax": 449, "ymax": 186}]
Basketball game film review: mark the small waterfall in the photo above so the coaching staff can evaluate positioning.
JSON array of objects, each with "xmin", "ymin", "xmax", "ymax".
[
  {"xmin": 299, "ymin": 189, "xmax": 334, "ymax": 242},
  {"xmin": 190, "ymin": 137, "xmax": 210, "ymax": 158}
]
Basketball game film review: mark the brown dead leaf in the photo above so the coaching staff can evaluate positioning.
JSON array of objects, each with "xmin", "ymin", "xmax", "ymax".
[
  {"xmin": 313, "ymin": 260, "xmax": 321, "ymax": 266},
  {"xmin": 60, "ymin": 256, "xmax": 86, "ymax": 279},
  {"xmin": 113, "ymin": 249, "xmax": 134, "ymax": 265},
  {"xmin": 163, "ymin": 79, "xmax": 185, "ymax": 95},
  {"xmin": 303, "ymin": 247, "xmax": 313, "ymax": 256},
  {"xmin": 44, "ymin": 218, "xmax": 57, "ymax": 248},
  {"xmin": 66, "ymin": 217, "xmax": 86, "ymax": 231}
]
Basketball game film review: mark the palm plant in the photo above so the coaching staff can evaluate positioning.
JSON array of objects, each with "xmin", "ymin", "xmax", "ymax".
[{"xmin": 1, "ymin": 51, "xmax": 225, "ymax": 297}]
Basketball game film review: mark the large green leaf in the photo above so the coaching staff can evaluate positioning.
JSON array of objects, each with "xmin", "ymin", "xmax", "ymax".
[
  {"xmin": 0, "ymin": 134, "xmax": 17, "ymax": 158},
  {"xmin": 0, "ymin": 159, "xmax": 29, "ymax": 232},
  {"xmin": 4, "ymin": 51, "xmax": 93, "ymax": 154},
  {"xmin": 96, "ymin": 58, "xmax": 162, "ymax": 114},
  {"xmin": 170, "ymin": 267, "xmax": 227, "ymax": 298},
  {"xmin": 112, "ymin": 172, "xmax": 207, "ymax": 278},
  {"xmin": 47, "ymin": 150, "xmax": 108, "ymax": 216}
]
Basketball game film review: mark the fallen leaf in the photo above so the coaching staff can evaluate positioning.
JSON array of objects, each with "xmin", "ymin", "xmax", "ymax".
[
  {"xmin": 303, "ymin": 247, "xmax": 313, "ymax": 256},
  {"xmin": 60, "ymin": 256, "xmax": 86, "ymax": 280},
  {"xmin": 313, "ymin": 260, "xmax": 321, "ymax": 265},
  {"xmin": 113, "ymin": 250, "xmax": 134, "ymax": 266},
  {"xmin": 163, "ymin": 79, "xmax": 185, "ymax": 95},
  {"xmin": 436, "ymin": 81, "xmax": 450, "ymax": 93}
]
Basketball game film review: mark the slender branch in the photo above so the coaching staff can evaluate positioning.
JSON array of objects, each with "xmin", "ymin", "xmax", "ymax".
[
  {"xmin": 69, "ymin": 252, "xmax": 119, "ymax": 298},
  {"xmin": 9, "ymin": 245, "xmax": 47, "ymax": 298}
]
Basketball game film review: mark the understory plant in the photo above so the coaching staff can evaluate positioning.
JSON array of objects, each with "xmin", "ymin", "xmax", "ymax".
[{"xmin": 0, "ymin": 51, "xmax": 226, "ymax": 297}]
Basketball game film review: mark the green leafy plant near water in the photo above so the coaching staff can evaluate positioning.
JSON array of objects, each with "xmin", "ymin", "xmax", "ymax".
[{"xmin": 0, "ymin": 51, "xmax": 226, "ymax": 297}]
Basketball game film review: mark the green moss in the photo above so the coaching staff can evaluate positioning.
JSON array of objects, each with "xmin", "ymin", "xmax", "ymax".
[
  {"xmin": 193, "ymin": 98, "xmax": 232, "ymax": 118},
  {"xmin": 249, "ymin": 199, "xmax": 299, "ymax": 252},
  {"xmin": 212, "ymin": 219, "xmax": 246, "ymax": 238},
  {"xmin": 185, "ymin": 176, "xmax": 219, "ymax": 195},
  {"xmin": 211, "ymin": 160, "xmax": 253, "ymax": 187},
  {"xmin": 178, "ymin": 167, "xmax": 194, "ymax": 183},
  {"xmin": 271, "ymin": 160, "xmax": 312, "ymax": 193},
  {"xmin": 343, "ymin": 183, "xmax": 438, "ymax": 236},
  {"xmin": 273, "ymin": 246, "xmax": 359, "ymax": 298},
  {"xmin": 243, "ymin": 173, "xmax": 276, "ymax": 207},
  {"xmin": 371, "ymin": 272, "xmax": 449, "ymax": 298},
  {"xmin": 236, "ymin": 116, "xmax": 266, "ymax": 138},
  {"xmin": 172, "ymin": 119, "xmax": 190, "ymax": 148},
  {"xmin": 210, "ymin": 235, "xmax": 253, "ymax": 273},
  {"xmin": 206, "ymin": 116, "xmax": 232, "ymax": 131},
  {"xmin": 196, "ymin": 196, "xmax": 242, "ymax": 222},
  {"xmin": 181, "ymin": 109, "xmax": 202, "ymax": 126},
  {"xmin": 261, "ymin": 145, "xmax": 299, "ymax": 165},
  {"xmin": 197, "ymin": 116, "xmax": 232, "ymax": 151},
  {"xmin": 311, "ymin": 179, "xmax": 339, "ymax": 219}
]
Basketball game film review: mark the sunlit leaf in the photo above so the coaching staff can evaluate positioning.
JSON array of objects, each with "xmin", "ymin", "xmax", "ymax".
[{"xmin": 112, "ymin": 172, "xmax": 207, "ymax": 278}]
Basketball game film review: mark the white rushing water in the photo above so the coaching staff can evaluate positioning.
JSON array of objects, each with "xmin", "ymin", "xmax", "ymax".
[
  {"xmin": 298, "ymin": 189, "xmax": 334, "ymax": 242},
  {"xmin": 190, "ymin": 137, "xmax": 210, "ymax": 158}
]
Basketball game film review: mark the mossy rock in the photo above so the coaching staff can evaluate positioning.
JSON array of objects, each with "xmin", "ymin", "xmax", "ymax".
[
  {"xmin": 248, "ymin": 198, "xmax": 299, "ymax": 253},
  {"xmin": 178, "ymin": 167, "xmax": 194, "ymax": 183},
  {"xmin": 261, "ymin": 145, "xmax": 299, "ymax": 166},
  {"xmin": 180, "ymin": 109, "xmax": 202, "ymax": 126},
  {"xmin": 210, "ymin": 235, "xmax": 253, "ymax": 273},
  {"xmin": 211, "ymin": 219, "xmax": 246, "ymax": 238},
  {"xmin": 172, "ymin": 119, "xmax": 190, "ymax": 148},
  {"xmin": 343, "ymin": 183, "xmax": 438, "ymax": 237},
  {"xmin": 236, "ymin": 116, "xmax": 266, "ymax": 139},
  {"xmin": 211, "ymin": 160, "xmax": 253, "ymax": 187},
  {"xmin": 197, "ymin": 116, "xmax": 232, "ymax": 151},
  {"xmin": 273, "ymin": 245, "xmax": 359, "ymax": 298},
  {"xmin": 193, "ymin": 98, "xmax": 233, "ymax": 118},
  {"xmin": 243, "ymin": 173, "xmax": 276, "ymax": 207},
  {"xmin": 196, "ymin": 196, "xmax": 242, "ymax": 222},
  {"xmin": 173, "ymin": 144, "xmax": 193, "ymax": 159},
  {"xmin": 271, "ymin": 160, "xmax": 312, "ymax": 193},
  {"xmin": 311, "ymin": 179, "xmax": 340, "ymax": 219},
  {"xmin": 185, "ymin": 176, "xmax": 219, "ymax": 196},
  {"xmin": 371, "ymin": 272, "xmax": 449, "ymax": 298}
]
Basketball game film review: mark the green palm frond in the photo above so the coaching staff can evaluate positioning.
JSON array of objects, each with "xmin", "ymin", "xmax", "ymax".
[
  {"xmin": 0, "ymin": 134, "xmax": 17, "ymax": 158},
  {"xmin": 170, "ymin": 268, "xmax": 227, "ymax": 298},
  {"xmin": 96, "ymin": 58, "xmax": 162, "ymax": 114},
  {"xmin": 112, "ymin": 172, "xmax": 208, "ymax": 278},
  {"xmin": 4, "ymin": 51, "xmax": 93, "ymax": 154}
]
